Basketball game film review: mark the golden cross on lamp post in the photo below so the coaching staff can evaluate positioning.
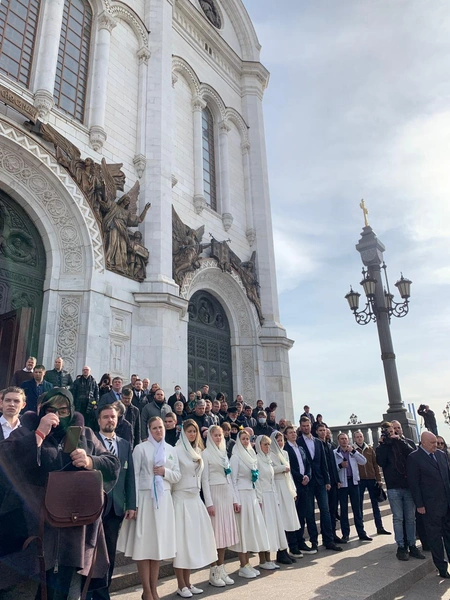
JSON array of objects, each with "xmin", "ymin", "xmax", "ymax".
[{"xmin": 360, "ymin": 199, "xmax": 369, "ymax": 227}]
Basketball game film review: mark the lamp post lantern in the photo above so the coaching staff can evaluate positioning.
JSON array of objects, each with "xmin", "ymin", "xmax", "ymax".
[{"xmin": 345, "ymin": 200, "xmax": 417, "ymax": 441}]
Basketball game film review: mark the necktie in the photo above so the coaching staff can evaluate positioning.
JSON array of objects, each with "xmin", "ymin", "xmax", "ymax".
[
  {"xmin": 429, "ymin": 452, "xmax": 437, "ymax": 462},
  {"xmin": 116, "ymin": 393, "xmax": 121, "ymax": 400},
  {"xmin": 107, "ymin": 438, "xmax": 116, "ymax": 455}
]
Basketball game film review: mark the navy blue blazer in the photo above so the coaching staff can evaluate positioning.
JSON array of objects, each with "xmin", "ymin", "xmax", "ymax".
[
  {"xmin": 298, "ymin": 434, "xmax": 330, "ymax": 487},
  {"xmin": 21, "ymin": 379, "xmax": 52, "ymax": 413},
  {"xmin": 96, "ymin": 433, "xmax": 136, "ymax": 517},
  {"xmin": 284, "ymin": 442, "xmax": 312, "ymax": 489},
  {"xmin": 407, "ymin": 447, "xmax": 450, "ymax": 517}
]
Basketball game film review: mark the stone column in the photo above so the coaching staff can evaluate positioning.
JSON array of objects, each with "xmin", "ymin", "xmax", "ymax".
[
  {"xmin": 192, "ymin": 95, "xmax": 207, "ymax": 214},
  {"xmin": 32, "ymin": 0, "xmax": 65, "ymax": 121},
  {"xmin": 218, "ymin": 119, "xmax": 233, "ymax": 231},
  {"xmin": 88, "ymin": 11, "xmax": 117, "ymax": 152},
  {"xmin": 242, "ymin": 141, "xmax": 255, "ymax": 246},
  {"xmin": 133, "ymin": 46, "xmax": 151, "ymax": 178}
]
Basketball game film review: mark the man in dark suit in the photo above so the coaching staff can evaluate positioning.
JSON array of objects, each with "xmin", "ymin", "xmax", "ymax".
[
  {"xmin": 98, "ymin": 376, "xmax": 123, "ymax": 407},
  {"xmin": 316, "ymin": 423, "xmax": 342, "ymax": 542},
  {"xmin": 407, "ymin": 432, "xmax": 450, "ymax": 577},
  {"xmin": 21, "ymin": 364, "xmax": 52, "ymax": 412},
  {"xmin": 298, "ymin": 416, "xmax": 342, "ymax": 552},
  {"xmin": 121, "ymin": 388, "xmax": 141, "ymax": 447},
  {"xmin": 93, "ymin": 404, "xmax": 136, "ymax": 599},
  {"xmin": 131, "ymin": 379, "xmax": 148, "ymax": 411},
  {"xmin": 284, "ymin": 425, "xmax": 313, "ymax": 557}
]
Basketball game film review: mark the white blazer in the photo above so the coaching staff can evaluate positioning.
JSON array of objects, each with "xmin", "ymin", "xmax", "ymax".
[
  {"xmin": 132, "ymin": 440, "xmax": 181, "ymax": 494},
  {"xmin": 334, "ymin": 447, "xmax": 367, "ymax": 487}
]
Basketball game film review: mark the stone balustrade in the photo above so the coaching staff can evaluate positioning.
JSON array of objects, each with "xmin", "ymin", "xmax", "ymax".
[{"xmin": 329, "ymin": 422, "xmax": 382, "ymax": 446}]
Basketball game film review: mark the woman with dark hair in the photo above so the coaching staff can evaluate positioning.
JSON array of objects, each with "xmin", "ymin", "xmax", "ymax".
[
  {"xmin": 312, "ymin": 414, "xmax": 327, "ymax": 437},
  {"xmin": 98, "ymin": 373, "xmax": 112, "ymax": 397},
  {"xmin": 172, "ymin": 420, "xmax": 217, "ymax": 597},
  {"xmin": 436, "ymin": 436, "xmax": 450, "ymax": 465},
  {"xmin": 202, "ymin": 425, "xmax": 239, "ymax": 587},
  {"xmin": 230, "ymin": 430, "xmax": 269, "ymax": 579},
  {"xmin": 0, "ymin": 388, "xmax": 120, "ymax": 600},
  {"xmin": 118, "ymin": 416, "xmax": 181, "ymax": 600}
]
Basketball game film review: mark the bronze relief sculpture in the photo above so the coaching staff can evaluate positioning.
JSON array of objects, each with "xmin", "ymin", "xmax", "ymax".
[{"xmin": 199, "ymin": 0, "xmax": 222, "ymax": 28}]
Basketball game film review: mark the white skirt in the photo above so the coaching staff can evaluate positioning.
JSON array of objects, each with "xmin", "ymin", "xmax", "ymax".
[
  {"xmin": 173, "ymin": 489, "xmax": 218, "ymax": 569},
  {"xmin": 117, "ymin": 488, "xmax": 176, "ymax": 561},
  {"xmin": 209, "ymin": 483, "xmax": 239, "ymax": 549},
  {"xmin": 230, "ymin": 488, "xmax": 269, "ymax": 554},
  {"xmin": 261, "ymin": 490, "xmax": 288, "ymax": 552},
  {"xmin": 274, "ymin": 477, "xmax": 300, "ymax": 532}
]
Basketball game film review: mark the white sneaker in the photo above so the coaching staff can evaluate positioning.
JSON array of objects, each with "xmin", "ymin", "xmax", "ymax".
[
  {"xmin": 177, "ymin": 588, "xmax": 193, "ymax": 598},
  {"xmin": 209, "ymin": 566, "xmax": 226, "ymax": 588},
  {"xmin": 271, "ymin": 561, "xmax": 280, "ymax": 569},
  {"xmin": 218, "ymin": 564, "xmax": 234, "ymax": 585},
  {"xmin": 189, "ymin": 585, "xmax": 204, "ymax": 595},
  {"xmin": 259, "ymin": 562, "xmax": 276, "ymax": 570},
  {"xmin": 238, "ymin": 565, "xmax": 256, "ymax": 579},
  {"xmin": 249, "ymin": 565, "xmax": 260, "ymax": 576}
]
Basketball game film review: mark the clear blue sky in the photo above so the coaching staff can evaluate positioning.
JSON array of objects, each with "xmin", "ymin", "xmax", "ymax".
[{"xmin": 243, "ymin": 0, "xmax": 450, "ymax": 433}]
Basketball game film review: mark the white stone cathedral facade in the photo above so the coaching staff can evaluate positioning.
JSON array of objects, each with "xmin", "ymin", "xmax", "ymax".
[{"xmin": 0, "ymin": 0, "xmax": 294, "ymax": 417}]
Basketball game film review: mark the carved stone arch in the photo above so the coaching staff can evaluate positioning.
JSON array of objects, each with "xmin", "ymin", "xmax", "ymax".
[
  {"xmin": 181, "ymin": 259, "xmax": 261, "ymax": 340},
  {"xmin": 221, "ymin": 0, "xmax": 261, "ymax": 61},
  {"xmin": 199, "ymin": 84, "xmax": 227, "ymax": 121},
  {"xmin": 172, "ymin": 56, "xmax": 201, "ymax": 96},
  {"xmin": 225, "ymin": 107, "xmax": 249, "ymax": 145},
  {"xmin": 0, "ymin": 119, "xmax": 105, "ymax": 277},
  {"xmin": 108, "ymin": 2, "xmax": 149, "ymax": 49}
]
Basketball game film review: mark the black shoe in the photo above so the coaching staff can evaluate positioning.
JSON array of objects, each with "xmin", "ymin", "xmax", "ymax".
[
  {"xmin": 396, "ymin": 546, "xmax": 409, "ymax": 561},
  {"xmin": 377, "ymin": 528, "xmax": 391, "ymax": 535},
  {"xmin": 325, "ymin": 543, "xmax": 343, "ymax": 552},
  {"xmin": 298, "ymin": 542, "xmax": 317, "ymax": 555},
  {"xmin": 333, "ymin": 535, "xmax": 343, "ymax": 543},
  {"xmin": 359, "ymin": 534, "xmax": 373, "ymax": 542},
  {"xmin": 311, "ymin": 543, "xmax": 319, "ymax": 552},
  {"xmin": 341, "ymin": 535, "xmax": 349, "ymax": 543},
  {"xmin": 409, "ymin": 546, "xmax": 426, "ymax": 559},
  {"xmin": 288, "ymin": 555, "xmax": 298, "ymax": 563},
  {"xmin": 438, "ymin": 571, "xmax": 450, "ymax": 578},
  {"xmin": 276, "ymin": 550, "xmax": 293, "ymax": 564},
  {"xmin": 289, "ymin": 547, "xmax": 303, "ymax": 558}
]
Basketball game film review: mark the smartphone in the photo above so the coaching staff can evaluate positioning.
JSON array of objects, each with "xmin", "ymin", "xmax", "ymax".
[{"xmin": 63, "ymin": 426, "xmax": 82, "ymax": 453}]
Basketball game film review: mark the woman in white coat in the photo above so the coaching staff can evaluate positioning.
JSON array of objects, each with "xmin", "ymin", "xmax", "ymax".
[
  {"xmin": 118, "ymin": 416, "xmax": 181, "ymax": 600},
  {"xmin": 270, "ymin": 430, "xmax": 300, "ymax": 564},
  {"xmin": 201, "ymin": 425, "xmax": 240, "ymax": 587},
  {"xmin": 256, "ymin": 435, "xmax": 289, "ymax": 569},
  {"xmin": 230, "ymin": 430, "xmax": 270, "ymax": 579},
  {"xmin": 172, "ymin": 420, "xmax": 218, "ymax": 598}
]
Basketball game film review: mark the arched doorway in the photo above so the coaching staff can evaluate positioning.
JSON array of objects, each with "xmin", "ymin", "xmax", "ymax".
[
  {"xmin": 187, "ymin": 291, "xmax": 233, "ymax": 401},
  {"xmin": 0, "ymin": 190, "xmax": 46, "ymax": 387}
]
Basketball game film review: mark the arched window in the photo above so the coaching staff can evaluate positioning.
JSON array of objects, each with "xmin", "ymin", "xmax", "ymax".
[
  {"xmin": 0, "ymin": 0, "xmax": 41, "ymax": 88},
  {"xmin": 202, "ymin": 106, "xmax": 217, "ymax": 211},
  {"xmin": 53, "ymin": 0, "xmax": 92, "ymax": 122}
]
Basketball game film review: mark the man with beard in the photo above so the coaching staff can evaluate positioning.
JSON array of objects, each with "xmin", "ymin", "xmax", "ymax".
[
  {"xmin": 92, "ymin": 405, "xmax": 136, "ymax": 599},
  {"xmin": 140, "ymin": 389, "xmax": 171, "ymax": 438}
]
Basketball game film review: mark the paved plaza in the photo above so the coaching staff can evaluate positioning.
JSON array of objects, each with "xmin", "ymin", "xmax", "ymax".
[{"xmin": 112, "ymin": 529, "xmax": 438, "ymax": 600}]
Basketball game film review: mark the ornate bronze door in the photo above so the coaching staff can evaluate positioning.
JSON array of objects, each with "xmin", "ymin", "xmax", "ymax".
[
  {"xmin": 188, "ymin": 291, "xmax": 233, "ymax": 401},
  {"xmin": 0, "ymin": 191, "xmax": 45, "ymax": 381}
]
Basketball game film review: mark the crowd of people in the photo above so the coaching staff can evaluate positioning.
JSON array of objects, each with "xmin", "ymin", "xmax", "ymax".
[{"xmin": 1, "ymin": 357, "xmax": 450, "ymax": 600}]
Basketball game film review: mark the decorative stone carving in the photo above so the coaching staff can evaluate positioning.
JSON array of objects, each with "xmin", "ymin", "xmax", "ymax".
[
  {"xmin": 137, "ymin": 46, "xmax": 151, "ymax": 65},
  {"xmin": 89, "ymin": 124, "xmax": 107, "ymax": 152},
  {"xmin": 56, "ymin": 295, "xmax": 81, "ymax": 375},
  {"xmin": 222, "ymin": 212, "xmax": 233, "ymax": 231},
  {"xmin": 133, "ymin": 154, "xmax": 146, "ymax": 179},
  {"xmin": 26, "ymin": 120, "xmax": 151, "ymax": 281},
  {"xmin": 246, "ymin": 228, "xmax": 256, "ymax": 246},
  {"xmin": 98, "ymin": 10, "xmax": 117, "ymax": 33},
  {"xmin": 11, "ymin": 290, "xmax": 36, "ymax": 309},
  {"xmin": 0, "ymin": 85, "xmax": 39, "ymax": 122},
  {"xmin": 172, "ymin": 207, "xmax": 205, "ymax": 288},
  {"xmin": 240, "ymin": 347, "xmax": 256, "ymax": 403},
  {"xmin": 199, "ymin": 0, "xmax": 222, "ymax": 28},
  {"xmin": 33, "ymin": 89, "xmax": 54, "ymax": 122}
]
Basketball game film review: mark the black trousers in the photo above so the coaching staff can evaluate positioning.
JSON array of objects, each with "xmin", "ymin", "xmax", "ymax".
[
  {"xmin": 286, "ymin": 485, "xmax": 308, "ymax": 550},
  {"xmin": 327, "ymin": 484, "xmax": 339, "ymax": 535},
  {"xmin": 423, "ymin": 508, "xmax": 450, "ymax": 573},
  {"xmin": 88, "ymin": 510, "xmax": 123, "ymax": 600}
]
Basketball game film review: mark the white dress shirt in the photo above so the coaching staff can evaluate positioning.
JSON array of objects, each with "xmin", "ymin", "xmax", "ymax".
[
  {"xmin": 101, "ymin": 433, "xmax": 118, "ymax": 455},
  {"xmin": 0, "ymin": 415, "xmax": 20, "ymax": 439},
  {"xmin": 288, "ymin": 441, "xmax": 305, "ymax": 475},
  {"xmin": 302, "ymin": 434, "xmax": 316, "ymax": 459}
]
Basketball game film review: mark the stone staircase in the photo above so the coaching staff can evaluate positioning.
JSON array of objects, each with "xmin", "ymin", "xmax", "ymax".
[{"xmin": 111, "ymin": 495, "xmax": 405, "ymax": 593}]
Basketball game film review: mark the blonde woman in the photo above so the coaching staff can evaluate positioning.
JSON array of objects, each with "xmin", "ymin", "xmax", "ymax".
[
  {"xmin": 230, "ymin": 430, "xmax": 270, "ymax": 578},
  {"xmin": 270, "ymin": 430, "xmax": 300, "ymax": 563},
  {"xmin": 256, "ymin": 435, "xmax": 289, "ymax": 569},
  {"xmin": 118, "ymin": 416, "xmax": 181, "ymax": 600},
  {"xmin": 202, "ymin": 425, "xmax": 239, "ymax": 587},
  {"xmin": 172, "ymin": 420, "xmax": 218, "ymax": 598}
]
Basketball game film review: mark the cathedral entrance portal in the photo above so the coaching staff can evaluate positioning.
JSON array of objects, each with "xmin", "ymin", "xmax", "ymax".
[
  {"xmin": 187, "ymin": 291, "xmax": 233, "ymax": 401},
  {"xmin": 0, "ymin": 191, "xmax": 46, "ymax": 387}
]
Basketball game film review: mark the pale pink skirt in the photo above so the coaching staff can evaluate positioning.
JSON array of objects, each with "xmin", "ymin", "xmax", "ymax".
[{"xmin": 209, "ymin": 483, "xmax": 239, "ymax": 549}]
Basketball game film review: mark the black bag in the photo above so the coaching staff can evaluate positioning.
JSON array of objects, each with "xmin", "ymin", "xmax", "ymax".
[{"xmin": 375, "ymin": 482, "xmax": 387, "ymax": 503}]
